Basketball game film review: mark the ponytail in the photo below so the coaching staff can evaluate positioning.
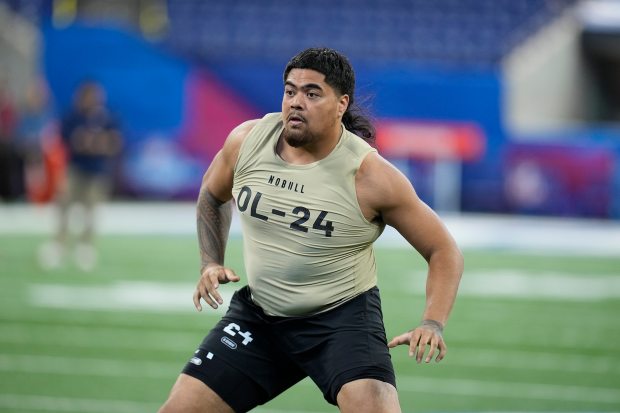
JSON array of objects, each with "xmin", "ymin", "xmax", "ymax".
[{"xmin": 342, "ymin": 103, "xmax": 376, "ymax": 144}]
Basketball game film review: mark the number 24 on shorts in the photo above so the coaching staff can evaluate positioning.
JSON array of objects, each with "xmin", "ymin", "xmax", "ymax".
[{"xmin": 223, "ymin": 323, "xmax": 254, "ymax": 345}]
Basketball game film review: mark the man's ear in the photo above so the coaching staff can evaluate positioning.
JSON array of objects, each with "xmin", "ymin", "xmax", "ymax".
[{"xmin": 338, "ymin": 94, "xmax": 350, "ymax": 117}]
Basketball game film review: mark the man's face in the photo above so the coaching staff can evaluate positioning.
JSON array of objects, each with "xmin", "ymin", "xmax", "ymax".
[
  {"xmin": 281, "ymin": 69, "xmax": 349, "ymax": 148},
  {"xmin": 78, "ymin": 84, "xmax": 105, "ymax": 114}
]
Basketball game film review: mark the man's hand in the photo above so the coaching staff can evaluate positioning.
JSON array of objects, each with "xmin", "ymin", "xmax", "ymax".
[
  {"xmin": 387, "ymin": 319, "xmax": 447, "ymax": 363},
  {"xmin": 193, "ymin": 265, "xmax": 240, "ymax": 311}
]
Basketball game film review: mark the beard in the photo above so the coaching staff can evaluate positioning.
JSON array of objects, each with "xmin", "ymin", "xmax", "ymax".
[{"xmin": 282, "ymin": 125, "xmax": 318, "ymax": 148}]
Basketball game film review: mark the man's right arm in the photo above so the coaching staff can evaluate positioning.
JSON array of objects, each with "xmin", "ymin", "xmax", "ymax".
[{"xmin": 193, "ymin": 119, "xmax": 259, "ymax": 311}]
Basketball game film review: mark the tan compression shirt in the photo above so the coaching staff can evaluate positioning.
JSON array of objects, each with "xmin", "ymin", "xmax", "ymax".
[{"xmin": 231, "ymin": 112, "xmax": 384, "ymax": 316}]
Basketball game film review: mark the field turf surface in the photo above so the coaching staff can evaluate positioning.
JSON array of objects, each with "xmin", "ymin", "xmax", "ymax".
[{"xmin": 0, "ymin": 233, "xmax": 619, "ymax": 412}]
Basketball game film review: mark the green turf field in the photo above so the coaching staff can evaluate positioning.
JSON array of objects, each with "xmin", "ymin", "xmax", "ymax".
[{"xmin": 0, "ymin": 234, "xmax": 619, "ymax": 412}]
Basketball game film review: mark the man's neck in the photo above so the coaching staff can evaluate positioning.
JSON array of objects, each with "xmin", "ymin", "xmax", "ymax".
[{"xmin": 277, "ymin": 125, "xmax": 342, "ymax": 165}]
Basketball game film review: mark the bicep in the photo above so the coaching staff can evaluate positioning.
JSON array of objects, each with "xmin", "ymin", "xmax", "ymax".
[
  {"xmin": 376, "ymin": 165, "xmax": 457, "ymax": 261},
  {"xmin": 200, "ymin": 119, "xmax": 258, "ymax": 203},
  {"xmin": 383, "ymin": 193, "xmax": 454, "ymax": 261},
  {"xmin": 202, "ymin": 150, "xmax": 234, "ymax": 203}
]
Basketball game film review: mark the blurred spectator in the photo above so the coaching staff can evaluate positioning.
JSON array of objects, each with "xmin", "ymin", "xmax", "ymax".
[
  {"xmin": 14, "ymin": 78, "xmax": 57, "ymax": 203},
  {"xmin": 0, "ymin": 78, "xmax": 21, "ymax": 201},
  {"xmin": 39, "ymin": 80, "xmax": 123, "ymax": 271}
]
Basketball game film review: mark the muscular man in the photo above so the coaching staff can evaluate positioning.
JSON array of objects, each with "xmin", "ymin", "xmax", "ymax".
[{"xmin": 159, "ymin": 48, "xmax": 463, "ymax": 413}]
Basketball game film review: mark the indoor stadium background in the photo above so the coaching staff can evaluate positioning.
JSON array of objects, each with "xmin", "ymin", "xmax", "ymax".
[{"xmin": 0, "ymin": 0, "xmax": 619, "ymax": 412}]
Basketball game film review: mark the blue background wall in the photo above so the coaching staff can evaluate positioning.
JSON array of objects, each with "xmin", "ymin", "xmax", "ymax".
[{"xmin": 40, "ymin": 22, "xmax": 620, "ymax": 217}]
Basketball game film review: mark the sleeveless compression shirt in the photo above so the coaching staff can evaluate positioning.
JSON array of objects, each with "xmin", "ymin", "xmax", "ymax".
[{"xmin": 231, "ymin": 112, "xmax": 384, "ymax": 316}]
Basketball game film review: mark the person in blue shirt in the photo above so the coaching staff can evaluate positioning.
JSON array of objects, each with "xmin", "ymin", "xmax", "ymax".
[{"xmin": 39, "ymin": 80, "xmax": 123, "ymax": 271}]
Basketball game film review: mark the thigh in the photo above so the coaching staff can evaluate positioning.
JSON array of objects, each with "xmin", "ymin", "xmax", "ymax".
[
  {"xmin": 158, "ymin": 374, "xmax": 234, "ymax": 413},
  {"xmin": 60, "ymin": 168, "xmax": 89, "ymax": 206},
  {"xmin": 182, "ymin": 287, "xmax": 306, "ymax": 412},
  {"xmin": 282, "ymin": 287, "xmax": 396, "ymax": 406},
  {"xmin": 83, "ymin": 175, "xmax": 109, "ymax": 208}
]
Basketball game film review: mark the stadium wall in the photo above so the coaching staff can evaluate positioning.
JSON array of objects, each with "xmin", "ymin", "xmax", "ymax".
[
  {"xmin": 503, "ymin": 4, "xmax": 592, "ymax": 133},
  {"xmin": 40, "ymin": 23, "xmax": 620, "ymax": 218},
  {"xmin": 42, "ymin": 24, "xmax": 259, "ymax": 198}
]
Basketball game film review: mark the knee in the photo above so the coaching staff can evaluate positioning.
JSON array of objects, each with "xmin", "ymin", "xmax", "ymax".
[{"xmin": 337, "ymin": 379, "xmax": 401, "ymax": 413}]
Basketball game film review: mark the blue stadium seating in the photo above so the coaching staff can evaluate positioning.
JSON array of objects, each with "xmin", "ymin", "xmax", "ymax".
[
  {"xmin": 2, "ymin": 0, "xmax": 576, "ymax": 66},
  {"xmin": 164, "ymin": 0, "xmax": 576, "ymax": 66}
]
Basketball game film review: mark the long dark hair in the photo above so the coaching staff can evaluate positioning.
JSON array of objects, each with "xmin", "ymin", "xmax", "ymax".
[{"xmin": 283, "ymin": 48, "xmax": 376, "ymax": 143}]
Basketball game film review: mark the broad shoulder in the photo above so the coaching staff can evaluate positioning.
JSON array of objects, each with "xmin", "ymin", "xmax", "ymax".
[
  {"xmin": 356, "ymin": 151, "xmax": 417, "ymax": 221},
  {"xmin": 202, "ymin": 119, "xmax": 260, "ymax": 201},
  {"xmin": 220, "ymin": 119, "xmax": 261, "ymax": 163},
  {"xmin": 224, "ymin": 119, "xmax": 260, "ymax": 150}
]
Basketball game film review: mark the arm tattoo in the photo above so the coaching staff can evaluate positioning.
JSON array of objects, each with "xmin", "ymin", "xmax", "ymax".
[{"xmin": 197, "ymin": 187, "xmax": 232, "ymax": 273}]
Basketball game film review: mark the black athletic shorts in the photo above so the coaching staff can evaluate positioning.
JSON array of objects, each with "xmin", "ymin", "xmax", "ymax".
[{"xmin": 182, "ymin": 285, "xmax": 396, "ymax": 412}]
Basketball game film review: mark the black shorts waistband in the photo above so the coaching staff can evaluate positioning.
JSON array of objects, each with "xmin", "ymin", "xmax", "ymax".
[{"xmin": 237, "ymin": 285, "xmax": 380, "ymax": 323}]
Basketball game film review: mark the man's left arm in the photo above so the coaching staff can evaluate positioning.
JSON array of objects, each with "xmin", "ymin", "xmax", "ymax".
[
  {"xmin": 385, "ymin": 196, "xmax": 463, "ymax": 363},
  {"xmin": 359, "ymin": 153, "xmax": 463, "ymax": 363}
]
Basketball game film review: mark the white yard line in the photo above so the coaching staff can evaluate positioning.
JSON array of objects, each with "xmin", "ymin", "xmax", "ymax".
[
  {"xmin": 406, "ymin": 270, "xmax": 620, "ymax": 301},
  {"xmin": 28, "ymin": 268, "xmax": 620, "ymax": 319},
  {"xmin": 2, "ymin": 203, "xmax": 620, "ymax": 255},
  {"xmin": 29, "ymin": 281, "xmax": 233, "ymax": 313}
]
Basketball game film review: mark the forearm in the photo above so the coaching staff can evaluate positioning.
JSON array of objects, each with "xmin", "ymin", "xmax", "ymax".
[
  {"xmin": 421, "ymin": 248, "xmax": 463, "ymax": 327},
  {"xmin": 196, "ymin": 186, "xmax": 232, "ymax": 273}
]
